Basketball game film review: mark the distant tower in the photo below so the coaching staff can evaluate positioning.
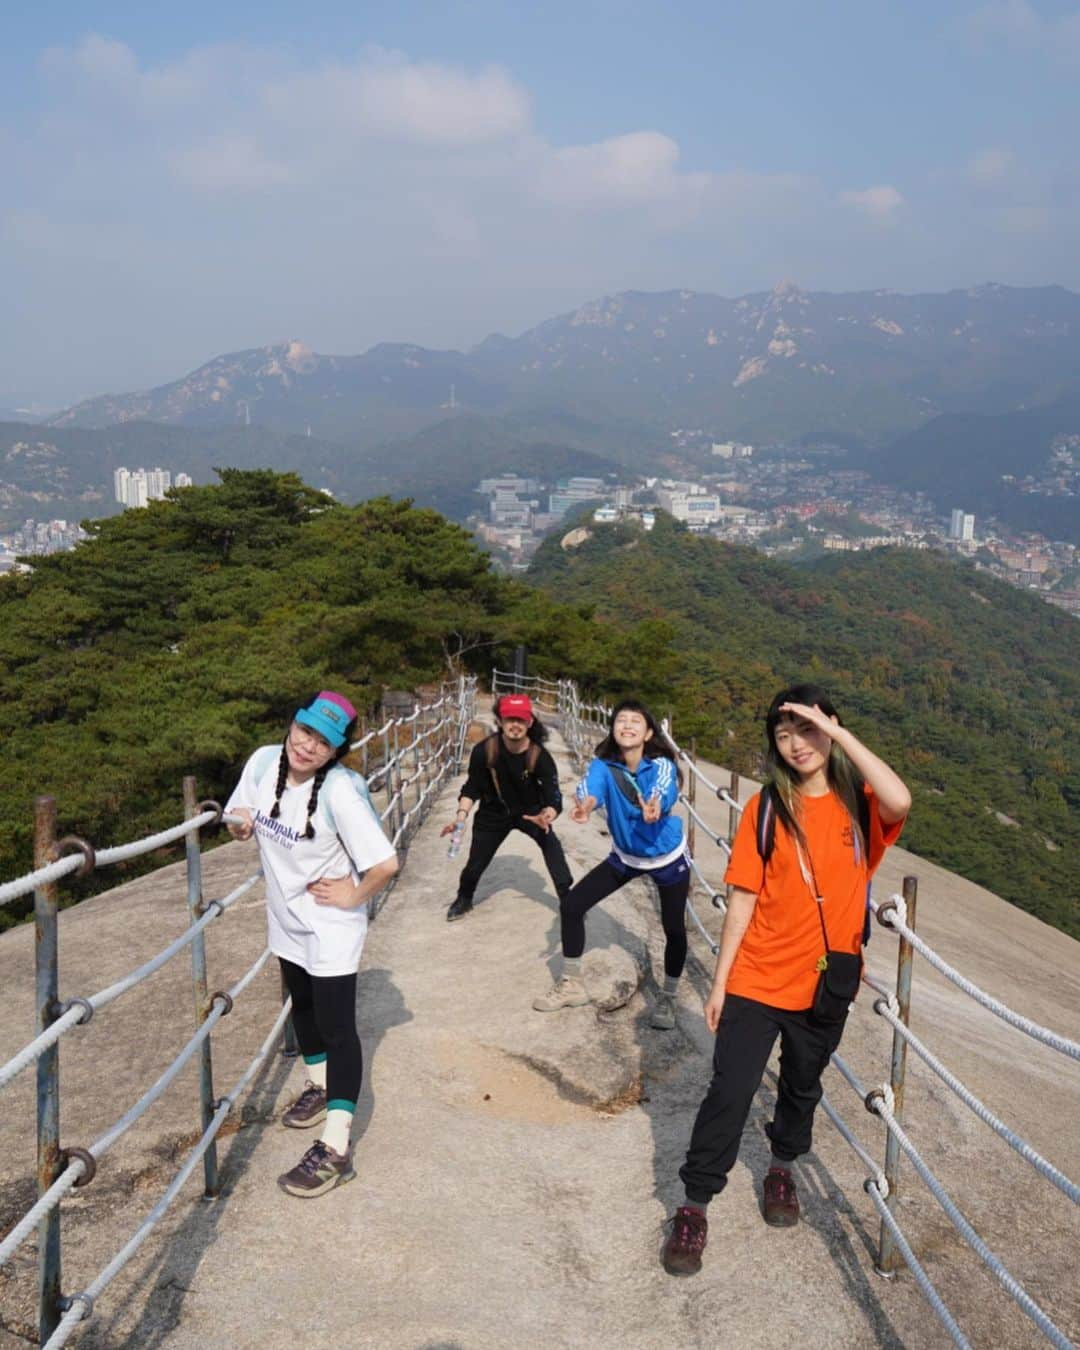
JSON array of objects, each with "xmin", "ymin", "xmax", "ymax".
[
  {"xmin": 306, "ymin": 424, "xmax": 312, "ymax": 438},
  {"xmin": 449, "ymin": 384, "xmax": 457, "ymax": 410},
  {"xmin": 237, "ymin": 400, "xmax": 251, "ymax": 426}
]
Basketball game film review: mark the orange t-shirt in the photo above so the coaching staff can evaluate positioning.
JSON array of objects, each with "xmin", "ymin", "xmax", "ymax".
[{"xmin": 724, "ymin": 786, "xmax": 904, "ymax": 1011}]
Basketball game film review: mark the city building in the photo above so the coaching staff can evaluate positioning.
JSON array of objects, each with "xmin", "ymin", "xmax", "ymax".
[
  {"xmin": 656, "ymin": 487, "xmax": 723, "ymax": 525},
  {"xmin": 548, "ymin": 477, "xmax": 608, "ymax": 518},
  {"xmin": 113, "ymin": 466, "xmax": 182, "ymax": 510}
]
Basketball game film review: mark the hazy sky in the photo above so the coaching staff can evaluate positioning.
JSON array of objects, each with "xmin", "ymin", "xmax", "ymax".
[{"xmin": 3, "ymin": 0, "xmax": 1079, "ymax": 405}]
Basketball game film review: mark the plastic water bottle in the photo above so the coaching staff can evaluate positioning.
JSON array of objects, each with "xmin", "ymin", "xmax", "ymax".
[{"xmin": 446, "ymin": 821, "xmax": 466, "ymax": 860}]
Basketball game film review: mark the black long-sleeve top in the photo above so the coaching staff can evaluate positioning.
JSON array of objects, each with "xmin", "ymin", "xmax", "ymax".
[{"xmin": 459, "ymin": 737, "xmax": 564, "ymax": 823}]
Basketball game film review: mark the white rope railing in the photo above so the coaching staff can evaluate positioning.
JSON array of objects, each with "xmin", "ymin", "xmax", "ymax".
[
  {"xmin": 0, "ymin": 950, "xmax": 271, "ymax": 1270},
  {"xmin": 0, "ymin": 811, "xmax": 220, "ymax": 909},
  {"xmin": 863, "ymin": 975, "xmax": 1080, "ymax": 1203},
  {"xmin": 874, "ymin": 894, "xmax": 1080, "ymax": 1061},
  {"xmin": 863, "ymin": 1180, "xmax": 972, "ymax": 1348},
  {"xmin": 867, "ymin": 1081, "xmax": 1072, "ymax": 1346}
]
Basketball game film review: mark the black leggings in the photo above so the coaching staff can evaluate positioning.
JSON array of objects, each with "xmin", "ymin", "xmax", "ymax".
[
  {"xmin": 279, "ymin": 959, "xmax": 363, "ymax": 1107},
  {"xmin": 559, "ymin": 859, "xmax": 689, "ymax": 978}
]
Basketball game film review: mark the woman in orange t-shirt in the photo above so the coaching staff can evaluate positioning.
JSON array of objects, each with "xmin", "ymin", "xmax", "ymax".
[{"xmin": 662, "ymin": 683, "xmax": 910, "ymax": 1277}]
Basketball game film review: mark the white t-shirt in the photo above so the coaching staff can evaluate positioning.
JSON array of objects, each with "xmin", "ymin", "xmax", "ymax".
[{"xmin": 227, "ymin": 748, "xmax": 397, "ymax": 977}]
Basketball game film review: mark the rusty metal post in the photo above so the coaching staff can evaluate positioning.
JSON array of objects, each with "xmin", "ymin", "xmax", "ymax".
[
  {"xmin": 686, "ymin": 738, "xmax": 697, "ymax": 858},
  {"xmin": 382, "ymin": 723, "xmax": 392, "ymax": 829},
  {"xmin": 390, "ymin": 718, "xmax": 403, "ymax": 840},
  {"xmin": 34, "ymin": 796, "xmax": 62, "ymax": 1344},
  {"xmin": 183, "ymin": 777, "xmax": 219, "ymax": 1197},
  {"xmin": 876, "ymin": 874, "xmax": 919, "ymax": 1277}
]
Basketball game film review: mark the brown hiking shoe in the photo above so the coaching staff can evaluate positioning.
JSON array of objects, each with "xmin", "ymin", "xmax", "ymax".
[
  {"xmin": 763, "ymin": 1167, "xmax": 799, "ymax": 1226},
  {"xmin": 662, "ymin": 1205, "xmax": 708, "ymax": 1275},
  {"xmin": 282, "ymin": 1080, "xmax": 327, "ymax": 1129},
  {"xmin": 278, "ymin": 1140, "xmax": 355, "ymax": 1198}
]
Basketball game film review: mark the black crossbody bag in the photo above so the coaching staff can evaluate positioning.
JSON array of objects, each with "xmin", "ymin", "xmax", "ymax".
[{"xmin": 797, "ymin": 836, "xmax": 862, "ymax": 1024}]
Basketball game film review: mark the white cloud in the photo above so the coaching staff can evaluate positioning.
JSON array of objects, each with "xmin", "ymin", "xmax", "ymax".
[
  {"xmin": 964, "ymin": 1, "xmax": 1080, "ymax": 63},
  {"xmin": 967, "ymin": 147, "xmax": 1017, "ymax": 184},
  {"xmin": 533, "ymin": 131, "xmax": 707, "ymax": 210},
  {"xmin": 223, "ymin": 47, "xmax": 531, "ymax": 147},
  {"xmin": 839, "ymin": 185, "xmax": 904, "ymax": 220},
  {"xmin": 45, "ymin": 33, "xmax": 140, "ymax": 84},
  {"xmin": 965, "ymin": 0, "xmax": 1043, "ymax": 42},
  {"xmin": 172, "ymin": 134, "xmax": 294, "ymax": 191},
  {"xmin": 352, "ymin": 55, "xmax": 530, "ymax": 144}
]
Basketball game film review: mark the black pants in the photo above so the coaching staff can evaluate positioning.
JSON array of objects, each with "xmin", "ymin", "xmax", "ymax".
[
  {"xmin": 279, "ymin": 958, "xmax": 363, "ymax": 1107},
  {"xmin": 457, "ymin": 816, "xmax": 573, "ymax": 901},
  {"xmin": 560, "ymin": 858, "xmax": 689, "ymax": 978},
  {"xmin": 679, "ymin": 993, "xmax": 847, "ymax": 1204}
]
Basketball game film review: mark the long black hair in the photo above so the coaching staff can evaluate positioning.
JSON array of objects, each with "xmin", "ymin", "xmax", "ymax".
[
  {"xmin": 764, "ymin": 683, "xmax": 866, "ymax": 855},
  {"xmin": 269, "ymin": 695, "xmax": 359, "ymax": 839},
  {"xmin": 593, "ymin": 699, "xmax": 682, "ymax": 783}
]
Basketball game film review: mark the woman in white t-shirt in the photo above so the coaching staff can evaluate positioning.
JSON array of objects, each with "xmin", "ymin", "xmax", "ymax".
[{"xmin": 227, "ymin": 690, "xmax": 398, "ymax": 1198}]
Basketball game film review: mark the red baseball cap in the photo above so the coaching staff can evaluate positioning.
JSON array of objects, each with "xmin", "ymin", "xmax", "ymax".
[{"xmin": 496, "ymin": 694, "xmax": 533, "ymax": 722}]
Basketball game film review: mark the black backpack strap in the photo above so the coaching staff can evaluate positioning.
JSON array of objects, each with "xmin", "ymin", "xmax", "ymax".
[
  {"xmin": 858, "ymin": 787, "xmax": 872, "ymax": 946},
  {"xmin": 525, "ymin": 742, "xmax": 541, "ymax": 776},
  {"xmin": 605, "ymin": 762, "xmax": 643, "ymax": 807},
  {"xmin": 756, "ymin": 784, "xmax": 778, "ymax": 863}
]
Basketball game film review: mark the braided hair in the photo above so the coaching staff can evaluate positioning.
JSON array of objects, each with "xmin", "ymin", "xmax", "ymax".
[{"xmin": 269, "ymin": 697, "xmax": 360, "ymax": 838}]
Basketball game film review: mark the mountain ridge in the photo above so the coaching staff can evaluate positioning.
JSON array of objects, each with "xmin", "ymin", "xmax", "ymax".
[{"xmin": 47, "ymin": 281, "xmax": 1080, "ymax": 449}]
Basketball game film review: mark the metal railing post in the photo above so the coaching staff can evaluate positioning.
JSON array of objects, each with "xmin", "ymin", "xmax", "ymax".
[
  {"xmin": 876, "ymin": 873, "xmax": 919, "ymax": 1277},
  {"xmin": 34, "ymin": 796, "xmax": 63, "ymax": 1345},
  {"xmin": 280, "ymin": 967, "xmax": 299, "ymax": 1057},
  {"xmin": 686, "ymin": 738, "xmax": 697, "ymax": 858},
  {"xmin": 382, "ymin": 722, "xmax": 392, "ymax": 827},
  {"xmin": 391, "ymin": 718, "xmax": 404, "ymax": 840},
  {"xmin": 725, "ymin": 769, "xmax": 739, "ymax": 901},
  {"xmin": 183, "ymin": 777, "xmax": 219, "ymax": 1197}
]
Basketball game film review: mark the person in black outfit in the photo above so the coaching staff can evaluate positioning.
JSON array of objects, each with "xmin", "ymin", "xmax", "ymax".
[{"xmin": 442, "ymin": 693, "xmax": 573, "ymax": 922}]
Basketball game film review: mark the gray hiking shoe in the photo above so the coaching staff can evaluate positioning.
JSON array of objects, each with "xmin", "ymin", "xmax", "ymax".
[
  {"xmin": 650, "ymin": 992, "xmax": 676, "ymax": 1030},
  {"xmin": 278, "ymin": 1140, "xmax": 355, "ymax": 1198},
  {"xmin": 532, "ymin": 975, "xmax": 590, "ymax": 1011},
  {"xmin": 282, "ymin": 1080, "xmax": 327, "ymax": 1129}
]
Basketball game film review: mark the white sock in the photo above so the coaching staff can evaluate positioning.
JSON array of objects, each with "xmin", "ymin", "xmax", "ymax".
[
  {"xmin": 562, "ymin": 956, "xmax": 583, "ymax": 980},
  {"xmin": 320, "ymin": 1108, "xmax": 353, "ymax": 1156},
  {"xmin": 663, "ymin": 975, "xmax": 680, "ymax": 997},
  {"xmin": 303, "ymin": 1058, "xmax": 327, "ymax": 1090}
]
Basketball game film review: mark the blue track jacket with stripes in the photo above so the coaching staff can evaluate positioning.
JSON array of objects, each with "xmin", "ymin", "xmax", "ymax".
[{"xmin": 576, "ymin": 756, "xmax": 685, "ymax": 864}]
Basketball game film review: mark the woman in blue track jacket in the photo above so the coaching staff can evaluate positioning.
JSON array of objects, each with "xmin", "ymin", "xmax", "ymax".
[{"xmin": 533, "ymin": 699, "xmax": 689, "ymax": 1029}]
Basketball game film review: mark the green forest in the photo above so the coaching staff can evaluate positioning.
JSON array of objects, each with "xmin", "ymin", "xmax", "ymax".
[{"xmin": 0, "ymin": 472, "xmax": 1075, "ymax": 937}]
